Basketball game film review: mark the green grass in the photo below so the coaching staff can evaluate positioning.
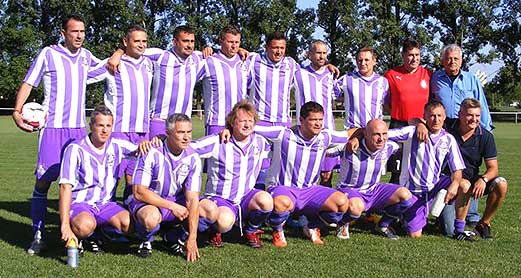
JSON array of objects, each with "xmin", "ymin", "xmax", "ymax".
[{"xmin": 0, "ymin": 116, "xmax": 520, "ymax": 277}]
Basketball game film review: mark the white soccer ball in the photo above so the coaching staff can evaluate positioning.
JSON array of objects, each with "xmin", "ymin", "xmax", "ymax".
[{"xmin": 22, "ymin": 102, "xmax": 46, "ymax": 130}]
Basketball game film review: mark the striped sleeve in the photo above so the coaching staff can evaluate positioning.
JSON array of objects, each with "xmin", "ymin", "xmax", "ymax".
[{"xmin": 59, "ymin": 144, "xmax": 80, "ymax": 187}]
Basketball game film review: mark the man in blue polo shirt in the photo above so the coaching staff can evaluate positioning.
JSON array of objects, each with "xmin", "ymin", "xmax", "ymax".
[{"xmin": 439, "ymin": 98, "xmax": 507, "ymax": 240}]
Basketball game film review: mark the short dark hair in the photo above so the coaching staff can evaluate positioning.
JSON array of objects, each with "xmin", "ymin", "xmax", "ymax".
[
  {"xmin": 309, "ymin": 40, "xmax": 327, "ymax": 53},
  {"xmin": 300, "ymin": 101, "xmax": 324, "ymax": 119},
  {"xmin": 401, "ymin": 38, "xmax": 421, "ymax": 53},
  {"xmin": 166, "ymin": 113, "xmax": 191, "ymax": 132},
  {"xmin": 126, "ymin": 25, "xmax": 146, "ymax": 40},
  {"xmin": 424, "ymin": 99, "xmax": 445, "ymax": 113},
  {"xmin": 266, "ymin": 31, "xmax": 286, "ymax": 45},
  {"xmin": 226, "ymin": 99, "xmax": 258, "ymax": 132},
  {"xmin": 62, "ymin": 15, "xmax": 85, "ymax": 30},
  {"xmin": 90, "ymin": 105, "xmax": 113, "ymax": 123},
  {"xmin": 173, "ymin": 25, "xmax": 195, "ymax": 39},
  {"xmin": 357, "ymin": 47, "xmax": 376, "ymax": 60},
  {"xmin": 219, "ymin": 25, "xmax": 241, "ymax": 41}
]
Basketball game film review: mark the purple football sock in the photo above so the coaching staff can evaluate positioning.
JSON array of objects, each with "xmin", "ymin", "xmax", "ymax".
[
  {"xmin": 454, "ymin": 219, "xmax": 466, "ymax": 234},
  {"xmin": 308, "ymin": 211, "xmax": 344, "ymax": 229},
  {"xmin": 31, "ymin": 187, "xmax": 48, "ymax": 235},
  {"xmin": 135, "ymin": 220, "xmax": 160, "ymax": 242},
  {"xmin": 338, "ymin": 213, "xmax": 359, "ymax": 226},
  {"xmin": 198, "ymin": 217, "xmax": 215, "ymax": 233},
  {"xmin": 244, "ymin": 209, "xmax": 270, "ymax": 234},
  {"xmin": 268, "ymin": 211, "xmax": 290, "ymax": 231}
]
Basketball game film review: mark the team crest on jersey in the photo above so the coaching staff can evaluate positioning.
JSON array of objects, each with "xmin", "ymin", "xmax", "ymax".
[
  {"xmin": 241, "ymin": 61, "xmax": 249, "ymax": 72},
  {"xmin": 145, "ymin": 63, "xmax": 153, "ymax": 73},
  {"xmin": 81, "ymin": 56, "xmax": 89, "ymax": 66},
  {"xmin": 421, "ymin": 79, "xmax": 428, "ymax": 89},
  {"xmin": 179, "ymin": 163, "xmax": 190, "ymax": 176},
  {"xmin": 252, "ymin": 145, "xmax": 260, "ymax": 158},
  {"xmin": 317, "ymin": 138, "xmax": 325, "ymax": 151},
  {"xmin": 284, "ymin": 62, "xmax": 291, "ymax": 72},
  {"xmin": 437, "ymin": 138, "xmax": 450, "ymax": 156},
  {"xmin": 107, "ymin": 154, "xmax": 115, "ymax": 167},
  {"xmin": 377, "ymin": 81, "xmax": 384, "ymax": 92}
]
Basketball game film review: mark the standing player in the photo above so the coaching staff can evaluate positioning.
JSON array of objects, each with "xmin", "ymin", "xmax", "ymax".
[
  {"xmin": 439, "ymin": 98, "xmax": 508, "ymax": 239},
  {"xmin": 202, "ymin": 25, "xmax": 251, "ymax": 136},
  {"xmin": 12, "ymin": 15, "xmax": 100, "ymax": 255},
  {"xmin": 333, "ymin": 119, "xmax": 415, "ymax": 240},
  {"xmin": 294, "ymin": 40, "xmax": 339, "ymax": 187},
  {"xmin": 87, "ymin": 25, "xmax": 154, "ymax": 198},
  {"xmin": 195, "ymin": 100, "xmax": 273, "ymax": 248},
  {"xmin": 384, "ymin": 38, "xmax": 432, "ymax": 184},
  {"xmin": 257, "ymin": 102, "xmax": 349, "ymax": 247},
  {"xmin": 108, "ymin": 25, "xmax": 206, "ymax": 138},
  {"xmin": 59, "ymin": 106, "xmax": 134, "ymax": 254},
  {"xmin": 129, "ymin": 114, "xmax": 205, "ymax": 261},
  {"xmin": 337, "ymin": 47, "xmax": 389, "ymax": 128},
  {"xmin": 389, "ymin": 100, "xmax": 468, "ymax": 238}
]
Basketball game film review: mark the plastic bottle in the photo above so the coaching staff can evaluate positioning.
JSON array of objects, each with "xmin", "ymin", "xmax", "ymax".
[{"xmin": 67, "ymin": 239, "xmax": 79, "ymax": 268}]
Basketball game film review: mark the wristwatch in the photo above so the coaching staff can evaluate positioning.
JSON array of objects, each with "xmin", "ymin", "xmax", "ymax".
[{"xmin": 480, "ymin": 176, "xmax": 489, "ymax": 183}]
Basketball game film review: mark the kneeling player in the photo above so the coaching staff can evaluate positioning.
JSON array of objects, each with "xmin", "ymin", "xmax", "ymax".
[
  {"xmin": 333, "ymin": 119, "xmax": 415, "ymax": 240},
  {"xmin": 195, "ymin": 100, "xmax": 273, "ymax": 248},
  {"xmin": 129, "ymin": 114, "xmax": 208, "ymax": 261},
  {"xmin": 256, "ymin": 102, "xmax": 349, "ymax": 247},
  {"xmin": 59, "ymin": 106, "xmax": 134, "ymax": 254}
]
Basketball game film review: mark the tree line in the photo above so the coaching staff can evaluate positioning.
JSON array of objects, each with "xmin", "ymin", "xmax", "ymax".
[{"xmin": 1, "ymin": 0, "xmax": 519, "ymax": 110}]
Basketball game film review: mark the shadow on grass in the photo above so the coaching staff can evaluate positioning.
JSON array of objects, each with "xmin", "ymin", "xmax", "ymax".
[{"xmin": 0, "ymin": 199, "xmax": 60, "ymax": 220}]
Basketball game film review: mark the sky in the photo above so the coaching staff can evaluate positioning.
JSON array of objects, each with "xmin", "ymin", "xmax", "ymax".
[{"xmin": 295, "ymin": 0, "xmax": 502, "ymax": 79}]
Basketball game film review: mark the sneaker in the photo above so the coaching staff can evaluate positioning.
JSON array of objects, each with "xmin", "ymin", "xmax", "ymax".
[
  {"xmin": 27, "ymin": 230, "xmax": 47, "ymax": 255},
  {"xmin": 245, "ymin": 230, "xmax": 264, "ymax": 248},
  {"xmin": 82, "ymin": 237, "xmax": 104, "ymax": 254},
  {"xmin": 474, "ymin": 222, "xmax": 493, "ymax": 240},
  {"xmin": 164, "ymin": 240, "xmax": 186, "ymax": 257},
  {"xmin": 336, "ymin": 223, "xmax": 350, "ymax": 240},
  {"xmin": 303, "ymin": 226, "xmax": 324, "ymax": 245},
  {"xmin": 209, "ymin": 232, "xmax": 223, "ymax": 248},
  {"xmin": 272, "ymin": 230, "xmax": 288, "ymax": 248},
  {"xmin": 377, "ymin": 226, "xmax": 399, "ymax": 240},
  {"xmin": 453, "ymin": 231, "xmax": 475, "ymax": 242},
  {"xmin": 137, "ymin": 241, "xmax": 152, "ymax": 258}
]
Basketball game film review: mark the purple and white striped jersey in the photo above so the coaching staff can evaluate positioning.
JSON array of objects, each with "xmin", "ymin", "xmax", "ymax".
[
  {"xmin": 255, "ymin": 126, "xmax": 348, "ymax": 189},
  {"xmin": 388, "ymin": 126, "xmax": 466, "ymax": 194},
  {"xmin": 87, "ymin": 56, "xmax": 154, "ymax": 133},
  {"xmin": 202, "ymin": 52, "xmax": 251, "ymax": 126},
  {"xmin": 294, "ymin": 65, "xmax": 339, "ymax": 130},
  {"xmin": 337, "ymin": 72, "xmax": 389, "ymax": 128},
  {"xmin": 23, "ymin": 45, "xmax": 100, "ymax": 128},
  {"xmin": 132, "ymin": 143, "xmax": 201, "ymax": 198},
  {"xmin": 59, "ymin": 136, "xmax": 136, "ymax": 205},
  {"xmin": 248, "ymin": 53, "xmax": 297, "ymax": 124},
  {"xmin": 336, "ymin": 140, "xmax": 400, "ymax": 193},
  {"xmin": 145, "ymin": 48, "xmax": 206, "ymax": 119},
  {"xmin": 193, "ymin": 134, "xmax": 270, "ymax": 203}
]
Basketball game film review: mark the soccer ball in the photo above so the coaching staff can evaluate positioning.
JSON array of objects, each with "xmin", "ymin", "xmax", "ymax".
[{"xmin": 22, "ymin": 102, "xmax": 46, "ymax": 130}]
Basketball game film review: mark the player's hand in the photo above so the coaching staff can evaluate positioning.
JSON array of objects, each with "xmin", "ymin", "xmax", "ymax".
[
  {"xmin": 472, "ymin": 179, "xmax": 486, "ymax": 199},
  {"xmin": 219, "ymin": 129, "xmax": 231, "ymax": 143},
  {"xmin": 170, "ymin": 204, "xmax": 189, "ymax": 221},
  {"xmin": 107, "ymin": 49, "xmax": 124, "ymax": 74},
  {"xmin": 416, "ymin": 123, "xmax": 429, "ymax": 142},
  {"xmin": 202, "ymin": 46, "xmax": 213, "ymax": 58},
  {"xmin": 185, "ymin": 238, "xmax": 200, "ymax": 262},
  {"xmin": 12, "ymin": 111, "xmax": 35, "ymax": 133},
  {"xmin": 346, "ymin": 137, "xmax": 359, "ymax": 153},
  {"xmin": 61, "ymin": 224, "xmax": 78, "ymax": 247},
  {"xmin": 445, "ymin": 182, "xmax": 459, "ymax": 203},
  {"xmin": 326, "ymin": 64, "xmax": 340, "ymax": 78},
  {"xmin": 237, "ymin": 48, "xmax": 250, "ymax": 61}
]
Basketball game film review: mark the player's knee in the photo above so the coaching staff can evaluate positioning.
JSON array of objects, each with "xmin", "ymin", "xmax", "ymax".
[
  {"xmin": 273, "ymin": 196, "xmax": 293, "ymax": 212},
  {"xmin": 199, "ymin": 199, "xmax": 219, "ymax": 221},
  {"xmin": 216, "ymin": 211, "xmax": 235, "ymax": 233},
  {"xmin": 332, "ymin": 192, "xmax": 348, "ymax": 212},
  {"xmin": 397, "ymin": 187, "xmax": 412, "ymax": 201},
  {"xmin": 409, "ymin": 230, "xmax": 422, "ymax": 238},
  {"xmin": 459, "ymin": 179, "xmax": 472, "ymax": 194},
  {"xmin": 253, "ymin": 191, "xmax": 273, "ymax": 211},
  {"xmin": 495, "ymin": 179, "xmax": 508, "ymax": 197},
  {"xmin": 139, "ymin": 209, "xmax": 161, "ymax": 230},
  {"xmin": 117, "ymin": 212, "xmax": 131, "ymax": 234},
  {"xmin": 71, "ymin": 215, "xmax": 96, "ymax": 238},
  {"xmin": 348, "ymin": 199, "xmax": 364, "ymax": 217}
]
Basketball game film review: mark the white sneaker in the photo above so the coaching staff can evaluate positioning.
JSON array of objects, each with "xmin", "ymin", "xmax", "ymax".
[
  {"xmin": 336, "ymin": 223, "xmax": 350, "ymax": 239},
  {"xmin": 27, "ymin": 230, "xmax": 47, "ymax": 255},
  {"xmin": 303, "ymin": 226, "xmax": 324, "ymax": 245}
]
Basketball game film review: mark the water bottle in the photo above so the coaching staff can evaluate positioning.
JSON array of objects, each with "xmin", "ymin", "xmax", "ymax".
[
  {"xmin": 430, "ymin": 189, "xmax": 448, "ymax": 217},
  {"xmin": 67, "ymin": 239, "xmax": 79, "ymax": 268}
]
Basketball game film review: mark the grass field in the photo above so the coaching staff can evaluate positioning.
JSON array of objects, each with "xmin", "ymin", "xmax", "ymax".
[{"xmin": 0, "ymin": 116, "xmax": 520, "ymax": 277}]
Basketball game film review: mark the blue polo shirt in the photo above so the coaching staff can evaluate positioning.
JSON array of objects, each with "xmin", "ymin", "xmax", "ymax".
[
  {"xmin": 431, "ymin": 70, "xmax": 493, "ymax": 131},
  {"xmin": 443, "ymin": 118, "xmax": 497, "ymax": 183}
]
